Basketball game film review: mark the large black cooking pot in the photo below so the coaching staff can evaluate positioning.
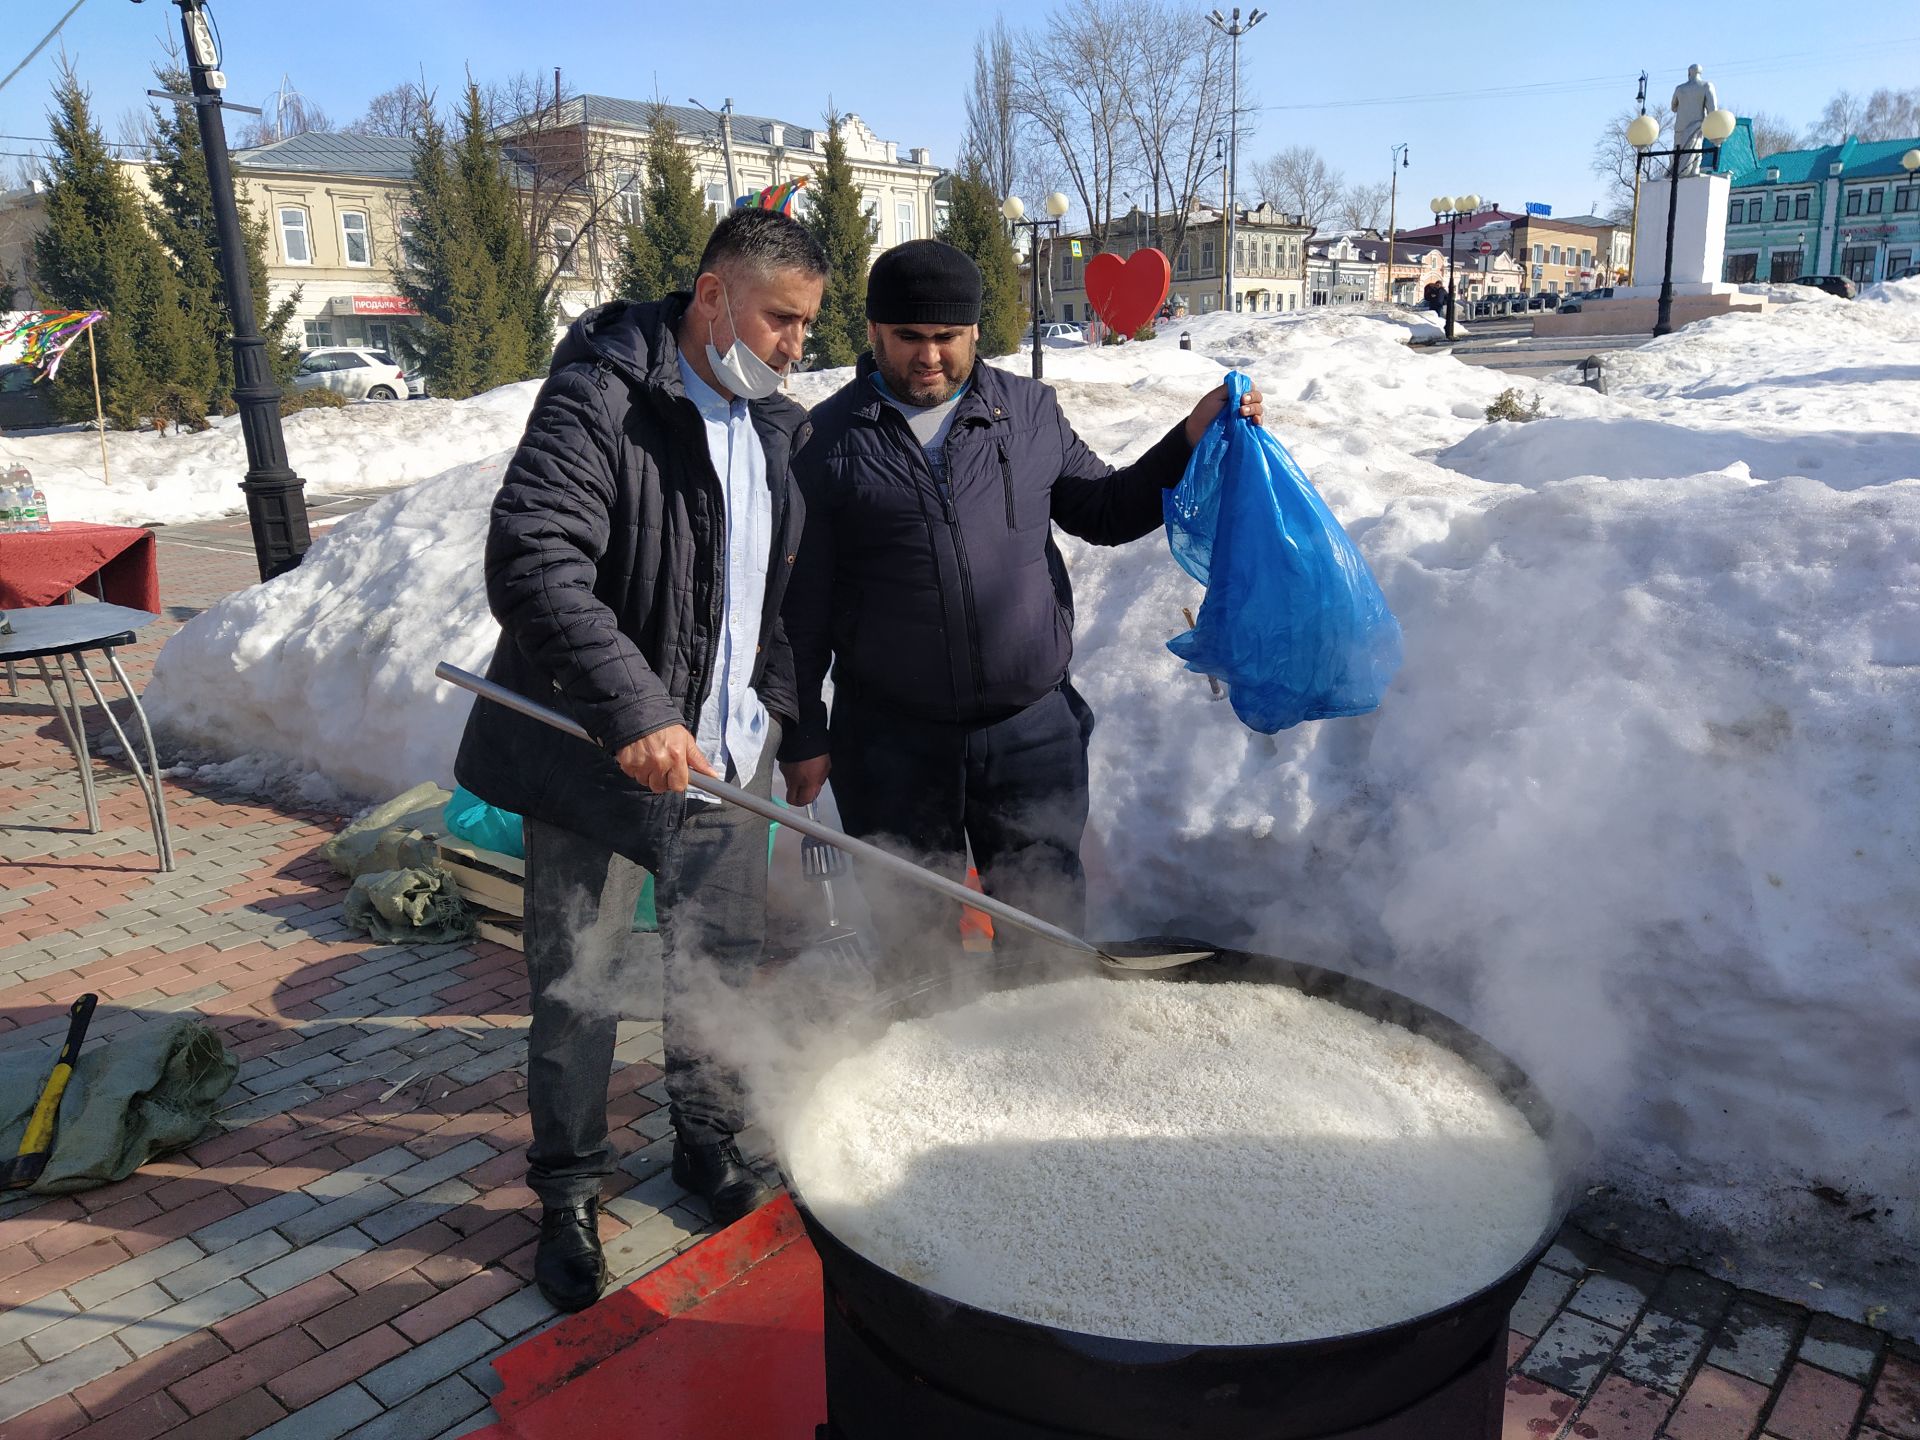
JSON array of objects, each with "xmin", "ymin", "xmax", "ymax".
[{"xmin": 781, "ymin": 945, "xmax": 1589, "ymax": 1440}]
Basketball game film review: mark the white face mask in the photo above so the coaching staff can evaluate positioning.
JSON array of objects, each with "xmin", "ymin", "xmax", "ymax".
[{"xmin": 704, "ymin": 281, "xmax": 785, "ymax": 400}]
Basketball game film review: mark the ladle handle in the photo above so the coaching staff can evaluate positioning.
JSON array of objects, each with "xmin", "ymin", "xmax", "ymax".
[{"xmin": 436, "ymin": 663, "xmax": 1102, "ymax": 959}]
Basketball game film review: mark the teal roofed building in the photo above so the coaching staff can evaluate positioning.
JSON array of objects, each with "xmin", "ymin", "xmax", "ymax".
[{"xmin": 1717, "ymin": 117, "xmax": 1920, "ymax": 285}]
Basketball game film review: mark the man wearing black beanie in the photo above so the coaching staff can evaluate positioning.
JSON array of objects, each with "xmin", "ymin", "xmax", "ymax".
[{"xmin": 778, "ymin": 238, "xmax": 1262, "ymax": 978}]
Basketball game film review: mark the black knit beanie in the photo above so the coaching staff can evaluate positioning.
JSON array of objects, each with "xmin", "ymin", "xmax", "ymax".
[{"xmin": 866, "ymin": 239, "xmax": 983, "ymax": 325}]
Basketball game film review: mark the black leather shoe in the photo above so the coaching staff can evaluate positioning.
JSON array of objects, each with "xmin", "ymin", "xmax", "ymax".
[
  {"xmin": 672, "ymin": 1136, "xmax": 774, "ymax": 1225},
  {"xmin": 534, "ymin": 1197, "xmax": 606, "ymax": 1313}
]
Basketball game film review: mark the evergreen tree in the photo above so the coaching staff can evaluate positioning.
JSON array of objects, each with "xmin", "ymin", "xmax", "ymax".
[
  {"xmin": 395, "ymin": 83, "xmax": 554, "ymax": 399},
  {"xmin": 146, "ymin": 66, "xmax": 300, "ymax": 408},
  {"xmin": 33, "ymin": 64, "xmax": 206, "ymax": 428},
  {"xmin": 615, "ymin": 108, "xmax": 714, "ymax": 301},
  {"xmin": 939, "ymin": 163, "xmax": 1024, "ymax": 357},
  {"xmin": 802, "ymin": 109, "xmax": 879, "ymax": 368}
]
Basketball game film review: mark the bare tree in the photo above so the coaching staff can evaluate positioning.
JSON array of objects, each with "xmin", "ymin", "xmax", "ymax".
[
  {"xmin": 490, "ymin": 70, "xmax": 648, "ymax": 309},
  {"xmin": 1015, "ymin": 0, "xmax": 1143, "ymax": 245},
  {"xmin": 113, "ymin": 106, "xmax": 157, "ymax": 162},
  {"xmin": 1746, "ymin": 111, "xmax": 1802, "ymax": 160},
  {"xmin": 1336, "ymin": 180, "xmax": 1391, "ymax": 232},
  {"xmin": 1590, "ymin": 106, "xmax": 1672, "ymax": 221},
  {"xmin": 963, "ymin": 18, "xmax": 1022, "ymax": 199},
  {"xmin": 236, "ymin": 81, "xmax": 334, "ymax": 147},
  {"xmin": 347, "ymin": 83, "xmax": 429, "ymax": 139},
  {"xmin": 1250, "ymin": 145, "xmax": 1344, "ymax": 226},
  {"xmin": 1113, "ymin": 0, "xmax": 1230, "ymax": 271}
]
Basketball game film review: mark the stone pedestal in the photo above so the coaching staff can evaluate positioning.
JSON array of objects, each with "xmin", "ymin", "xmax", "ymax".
[
  {"xmin": 1532, "ymin": 288, "xmax": 1766, "ymax": 337},
  {"xmin": 1633, "ymin": 172, "xmax": 1730, "ymax": 287}
]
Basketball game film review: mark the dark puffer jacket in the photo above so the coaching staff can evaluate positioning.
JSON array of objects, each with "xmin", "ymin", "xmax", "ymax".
[
  {"xmin": 777, "ymin": 354, "xmax": 1191, "ymax": 759},
  {"xmin": 455, "ymin": 295, "xmax": 809, "ymax": 869}
]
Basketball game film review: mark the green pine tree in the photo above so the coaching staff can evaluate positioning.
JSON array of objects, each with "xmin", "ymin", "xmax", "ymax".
[
  {"xmin": 615, "ymin": 107, "xmax": 714, "ymax": 301},
  {"xmin": 803, "ymin": 109, "xmax": 879, "ymax": 368},
  {"xmin": 939, "ymin": 163, "xmax": 1024, "ymax": 357},
  {"xmin": 33, "ymin": 63, "xmax": 207, "ymax": 429},
  {"xmin": 395, "ymin": 83, "xmax": 555, "ymax": 399},
  {"xmin": 146, "ymin": 66, "xmax": 301, "ymax": 410}
]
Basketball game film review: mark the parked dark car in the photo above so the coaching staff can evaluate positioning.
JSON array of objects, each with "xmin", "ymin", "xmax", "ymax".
[
  {"xmin": 0, "ymin": 363, "xmax": 54, "ymax": 430},
  {"xmin": 1525, "ymin": 293, "xmax": 1558, "ymax": 311},
  {"xmin": 1788, "ymin": 274, "xmax": 1857, "ymax": 298},
  {"xmin": 1889, "ymin": 265, "xmax": 1919, "ymax": 282}
]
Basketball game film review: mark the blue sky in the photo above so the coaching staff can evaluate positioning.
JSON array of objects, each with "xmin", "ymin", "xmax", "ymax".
[{"xmin": 3, "ymin": 0, "xmax": 1919, "ymax": 220}]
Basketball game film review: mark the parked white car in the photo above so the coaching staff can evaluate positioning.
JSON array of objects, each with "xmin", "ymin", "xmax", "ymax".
[
  {"xmin": 293, "ymin": 348, "xmax": 409, "ymax": 401},
  {"xmin": 1038, "ymin": 322, "xmax": 1083, "ymax": 342}
]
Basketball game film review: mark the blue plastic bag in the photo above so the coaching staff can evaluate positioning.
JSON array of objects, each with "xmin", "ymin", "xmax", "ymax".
[{"xmin": 1164, "ymin": 370, "xmax": 1402, "ymax": 733}]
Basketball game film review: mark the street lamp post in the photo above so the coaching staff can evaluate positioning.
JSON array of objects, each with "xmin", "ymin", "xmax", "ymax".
[
  {"xmin": 1386, "ymin": 143, "xmax": 1409, "ymax": 304},
  {"xmin": 1429, "ymin": 193, "xmax": 1481, "ymax": 342},
  {"xmin": 1629, "ymin": 106, "xmax": 1737, "ymax": 337},
  {"xmin": 136, "ymin": 0, "xmax": 309, "ymax": 580},
  {"xmin": 1208, "ymin": 8, "xmax": 1265, "ymax": 316},
  {"xmin": 1002, "ymin": 192, "xmax": 1071, "ymax": 379}
]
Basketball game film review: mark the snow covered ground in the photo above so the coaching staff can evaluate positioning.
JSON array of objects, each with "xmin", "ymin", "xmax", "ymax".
[
  {"xmin": 0, "ymin": 384, "xmax": 541, "ymax": 527},
  {"xmin": 144, "ymin": 292, "xmax": 1920, "ymax": 1330}
]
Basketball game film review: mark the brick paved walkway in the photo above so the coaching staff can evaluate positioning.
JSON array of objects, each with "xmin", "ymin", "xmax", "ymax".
[{"xmin": 1, "ymin": 507, "xmax": 1914, "ymax": 1440}]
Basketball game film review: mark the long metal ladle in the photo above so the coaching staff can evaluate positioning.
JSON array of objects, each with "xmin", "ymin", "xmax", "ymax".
[{"xmin": 437, "ymin": 663, "xmax": 1212, "ymax": 972}]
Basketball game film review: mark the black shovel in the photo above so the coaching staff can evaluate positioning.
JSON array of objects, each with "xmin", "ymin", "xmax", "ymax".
[{"xmin": 437, "ymin": 664, "xmax": 1212, "ymax": 972}]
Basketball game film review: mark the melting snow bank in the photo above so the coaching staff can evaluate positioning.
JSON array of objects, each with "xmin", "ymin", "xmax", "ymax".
[
  {"xmin": 148, "ymin": 301, "xmax": 1920, "ymax": 1333},
  {"xmin": 0, "ymin": 381, "xmax": 541, "ymax": 527}
]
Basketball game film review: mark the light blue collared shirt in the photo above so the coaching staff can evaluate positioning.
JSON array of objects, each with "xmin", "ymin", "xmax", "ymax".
[{"xmin": 677, "ymin": 353, "xmax": 771, "ymax": 794}]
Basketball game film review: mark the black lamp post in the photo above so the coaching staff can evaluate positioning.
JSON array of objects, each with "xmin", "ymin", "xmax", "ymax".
[
  {"xmin": 135, "ymin": 0, "xmax": 309, "ymax": 580},
  {"xmin": 1002, "ymin": 192, "xmax": 1070, "ymax": 379},
  {"xmin": 1428, "ymin": 193, "xmax": 1481, "ymax": 342},
  {"xmin": 1629, "ymin": 107, "xmax": 1736, "ymax": 337}
]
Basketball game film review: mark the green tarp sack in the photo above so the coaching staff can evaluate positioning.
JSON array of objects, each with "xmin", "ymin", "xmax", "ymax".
[
  {"xmin": 0, "ymin": 1019, "xmax": 237, "ymax": 1193},
  {"xmin": 323, "ymin": 783, "xmax": 473, "ymax": 944}
]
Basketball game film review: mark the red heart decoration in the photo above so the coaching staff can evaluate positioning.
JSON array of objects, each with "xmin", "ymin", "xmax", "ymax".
[{"xmin": 1084, "ymin": 248, "xmax": 1172, "ymax": 337}]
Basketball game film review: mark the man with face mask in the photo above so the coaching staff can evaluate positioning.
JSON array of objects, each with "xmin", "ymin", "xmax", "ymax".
[
  {"xmin": 455, "ymin": 209, "xmax": 826, "ymax": 1312},
  {"xmin": 780, "ymin": 239, "xmax": 1261, "ymax": 981}
]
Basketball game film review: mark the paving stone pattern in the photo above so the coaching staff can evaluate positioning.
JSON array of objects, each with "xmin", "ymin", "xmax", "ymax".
[{"xmin": 3, "ymin": 509, "xmax": 1915, "ymax": 1439}]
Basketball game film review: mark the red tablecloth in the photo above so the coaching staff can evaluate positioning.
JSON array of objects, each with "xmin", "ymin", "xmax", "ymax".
[{"xmin": 0, "ymin": 521, "xmax": 160, "ymax": 613}]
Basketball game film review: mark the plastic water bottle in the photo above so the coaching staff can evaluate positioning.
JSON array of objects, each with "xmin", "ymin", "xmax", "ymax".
[
  {"xmin": 0, "ymin": 467, "xmax": 22, "ymax": 533},
  {"xmin": 29, "ymin": 481, "xmax": 50, "ymax": 531}
]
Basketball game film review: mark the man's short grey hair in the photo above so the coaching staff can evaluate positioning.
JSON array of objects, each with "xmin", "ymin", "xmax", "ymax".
[{"xmin": 698, "ymin": 208, "xmax": 829, "ymax": 283}]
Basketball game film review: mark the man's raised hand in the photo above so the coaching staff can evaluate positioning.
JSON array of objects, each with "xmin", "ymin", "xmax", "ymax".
[{"xmin": 615, "ymin": 724, "xmax": 716, "ymax": 794}]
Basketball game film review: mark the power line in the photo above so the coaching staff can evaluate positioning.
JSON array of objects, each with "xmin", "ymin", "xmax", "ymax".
[
  {"xmin": 0, "ymin": 0, "xmax": 90, "ymax": 98},
  {"xmin": 1256, "ymin": 35, "xmax": 1920, "ymax": 113}
]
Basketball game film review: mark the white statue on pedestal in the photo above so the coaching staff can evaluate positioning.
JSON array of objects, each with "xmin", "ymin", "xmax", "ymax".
[{"xmin": 1671, "ymin": 65, "xmax": 1720, "ymax": 176}]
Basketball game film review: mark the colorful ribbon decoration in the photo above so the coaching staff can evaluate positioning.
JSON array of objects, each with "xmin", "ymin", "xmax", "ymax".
[
  {"xmin": 735, "ymin": 176, "xmax": 808, "ymax": 216},
  {"xmin": 0, "ymin": 310, "xmax": 105, "ymax": 380}
]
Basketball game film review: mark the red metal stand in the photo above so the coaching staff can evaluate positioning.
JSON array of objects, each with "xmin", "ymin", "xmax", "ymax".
[{"xmin": 472, "ymin": 1196, "xmax": 826, "ymax": 1440}]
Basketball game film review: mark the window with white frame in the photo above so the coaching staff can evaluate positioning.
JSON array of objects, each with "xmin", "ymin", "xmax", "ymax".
[
  {"xmin": 553, "ymin": 224, "xmax": 577, "ymax": 276},
  {"xmin": 895, "ymin": 201, "xmax": 915, "ymax": 244},
  {"xmin": 613, "ymin": 171, "xmax": 641, "ymax": 225},
  {"xmin": 1201, "ymin": 239, "xmax": 1214, "ymax": 273},
  {"xmin": 302, "ymin": 318, "xmax": 332, "ymax": 348},
  {"xmin": 706, "ymin": 182, "xmax": 727, "ymax": 218},
  {"xmin": 1176, "ymin": 247, "xmax": 1189, "ymax": 277},
  {"xmin": 340, "ymin": 210, "xmax": 371, "ymax": 267},
  {"xmin": 1531, "ymin": 243, "xmax": 1543, "ymax": 263},
  {"xmin": 398, "ymin": 215, "xmax": 421, "ymax": 269},
  {"xmin": 1846, "ymin": 190, "xmax": 1863, "ymax": 216},
  {"xmin": 280, "ymin": 207, "xmax": 311, "ymax": 265}
]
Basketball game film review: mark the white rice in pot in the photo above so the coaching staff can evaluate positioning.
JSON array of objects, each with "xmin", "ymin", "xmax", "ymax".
[{"xmin": 782, "ymin": 977, "xmax": 1557, "ymax": 1346}]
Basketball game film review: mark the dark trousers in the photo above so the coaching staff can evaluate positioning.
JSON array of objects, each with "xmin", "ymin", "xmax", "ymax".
[
  {"xmin": 522, "ymin": 732, "xmax": 777, "ymax": 1208},
  {"xmin": 830, "ymin": 682, "xmax": 1094, "ymax": 987}
]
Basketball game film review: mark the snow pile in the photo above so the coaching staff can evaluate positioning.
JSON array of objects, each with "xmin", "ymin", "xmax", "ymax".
[
  {"xmin": 147, "ymin": 299, "xmax": 1920, "ymax": 1327},
  {"xmin": 784, "ymin": 976, "xmax": 1554, "ymax": 1344},
  {"xmin": 0, "ymin": 383, "xmax": 540, "ymax": 527}
]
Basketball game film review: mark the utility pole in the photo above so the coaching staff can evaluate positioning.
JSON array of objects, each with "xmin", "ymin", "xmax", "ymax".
[
  {"xmin": 692, "ymin": 96, "xmax": 739, "ymax": 206},
  {"xmin": 1208, "ymin": 8, "xmax": 1265, "ymax": 317},
  {"xmin": 1387, "ymin": 142, "xmax": 1409, "ymax": 303},
  {"xmin": 140, "ymin": 0, "xmax": 309, "ymax": 580},
  {"xmin": 1627, "ymin": 71, "xmax": 1648, "ymax": 286}
]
